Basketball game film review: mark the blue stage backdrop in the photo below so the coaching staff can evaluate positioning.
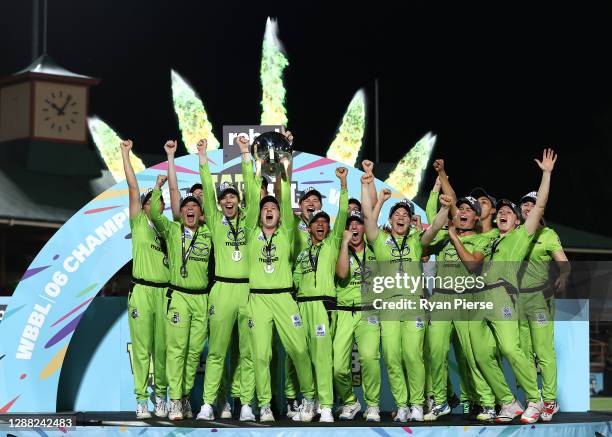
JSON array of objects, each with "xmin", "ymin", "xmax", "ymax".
[{"xmin": 0, "ymin": 150, "xmax": 589, "ymax": 413}]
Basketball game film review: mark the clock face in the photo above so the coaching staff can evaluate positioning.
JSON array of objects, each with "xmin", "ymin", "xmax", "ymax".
[{"xmin": 33, "ymin": 81, "xmax": 87, "ymax": 142}]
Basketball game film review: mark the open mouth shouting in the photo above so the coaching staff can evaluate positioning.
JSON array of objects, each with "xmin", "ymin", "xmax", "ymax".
[{"xmin": 185, "ymin": 209, "xmax": 197, "ymax": 226}]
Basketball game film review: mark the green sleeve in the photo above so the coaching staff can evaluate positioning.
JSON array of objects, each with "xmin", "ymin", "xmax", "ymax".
[
  {"xmin": 199, "ymin": 162, "xmax": 220, "ymax": 231},
  {"xmin": 280, "ymin": 176, "xmax": 294, "ymax": 247},
  {"xmin": 545, "ymin": 228, "xmax": 563, "ymax": 254},
  {"xmin": 425, "ymin": 191, "xmax": 439, "ymax": 224},
  {"xmin": 331, "ymin": 188, "xmax": 349, "ymax": 245},
  {"xmin": 150, "ymin": 188, "xmax": 171, "ymax": 239},
  {"xmin": 244, "ymin": 163, "xmax": 260, "ymax": 236},
  {"xmin": 293, "ymin": 251, "xmax": 303, "ymax": 290}
]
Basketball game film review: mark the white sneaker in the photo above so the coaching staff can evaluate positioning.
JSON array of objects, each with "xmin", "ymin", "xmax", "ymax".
[
  {"xmin": 394, "ymin": 406, "xmax": 409, "ymax": 422},
  {"xmin": 476, "ymin": 406, "xmax": 496, "ymax": 421},
  {"xmin": 496, "ymin": 399, "xmax": 524, "ymax": 423},
  {"xmin": 339, "ymin": 400, "xmax": 361, "ymax": 420},
  {"xmin": 196, "ymin": 403, "xmax": 214, "ymax": 421},
  {"xmin": 520, "ymin": 401, "xmax": 543, "ymax": 424},
  {"xmin": 260, "ymin": 405, "xmax": 275, "ymax": 422},
  {"xmin": 423, "ymin": 401, "xmax": 450, "ymax": 421},
  {"xmin": 365, "ymin": 406, "xmax": 380, "ymax": 422},
  {"xmin": 541, "ymin": 400, "xmax": 560, "ymax": 422},
  {"xmin": 181, "ymin": 397, "xmax": 193, "ymax": 419},
  {"xmin": 425, "ymin": 395, "xmax": 434, "ymax": 414},
  {"xmin": 168, "ymin": 400, "xmax": 183, "ymax": 421},
  {"xmin": 154, "ymin": 396, "xmax": 167, "ymax": 418},
  {"xmin": 240, "ymin": 404, "xmax": 256, "ymax": 422},
  {"xmin": 287, "ymin": 398, "xmax": 300, "ymax": 419},
  {"xmin": 220, "ymin": 402, "xmax": 232, "ymax": 419},
  {"xmin": 410, "ymin": 405, "xmax": 424, "ymax": 421},
  {"xmin": 136, "ymin": 401, "xmax": 152, "ymax": 419},
  {"xmin": 298, "ymin": 398, "xmax": 315, "ymax": 422},
  {"xmin": 319, "ymin": 407, "xmax": 334, "ymax": 422}
]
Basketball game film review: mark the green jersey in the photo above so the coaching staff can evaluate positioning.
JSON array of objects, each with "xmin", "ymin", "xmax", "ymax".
[
  {"xmin": 245, "ymin": 171, "xmax": 295, "ymax": 290},
  {"xmin": 519, "ymin": 227, "xmax": 563, "ymax": 289},
  {"xmin": 428, "ymin": 231, "xmax": 489, "ymax": 290},
  {"xmin": 479, "ymin": 227, "xmax": 500, "ymax": 257},
  {"xmin": 293, "ymin": 214, "xmax": 312, "ymax": 263},
  {"xmin": 482, "ymin": 224, "xmax": 534, "ymax": 288},
  {"xmin": 150, "ymin": 189, "xmax": 213, "ymax": 290},
  {"xmin": 425, "ymin": 190, "xmax": 440, "ymax": 224},
  {"xmin": 199, "ymin": 160, "xmax": 252, "ymax": 278},
  {"xmin": 293, "ymin": 189, "xmax": 349, "ymax": 298},
  {"xmin": 335, "ymin": 243, "xmax": 377, "ymax": 306},
  {"xmin": 129, "ymin": 211, "xmax": 169, "ymax": 283}
]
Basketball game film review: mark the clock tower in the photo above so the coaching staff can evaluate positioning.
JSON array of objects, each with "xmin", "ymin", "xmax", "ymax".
[{"xmin": 0, "ymin": 54, "xmax": 98, "ymax": 144}]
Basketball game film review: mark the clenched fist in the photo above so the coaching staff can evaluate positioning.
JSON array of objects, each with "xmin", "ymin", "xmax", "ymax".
[
  {"xmin": 120, "ymin": 139, "xmax": 133, "ymax": 152},
  {"xmin": 361, "ymin": 160, "xmax": 374, "ymax": 174},
  {"xmin": 439, "ymin": 194, "xmax": 452, "ymax": 207},
  {"xmin": 164, "ymin": 140, "xmax": 177, "ymax": 156},
  {"xmin": 155, "ymin": 174, "xmax": 168, "ymax": 188}
]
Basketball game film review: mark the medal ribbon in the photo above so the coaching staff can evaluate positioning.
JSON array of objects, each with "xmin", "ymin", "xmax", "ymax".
[{"xmin": 181, "ymin": 225, "xmax": 199, "ymax": 276}]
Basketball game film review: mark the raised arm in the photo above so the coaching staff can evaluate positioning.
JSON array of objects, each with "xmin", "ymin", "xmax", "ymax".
[
  {"xmin": 120, "ymin": 140, "xmax": 141, "ymax": 219},
  {"xmin": 421, "ymin": 194, "xmax": 451, "ymax": 246},
  {"xmin": 164, "ymin": 140, "xmax": 181, "ymax": 221},
  {"xmin": 425, "ymin": 177, "xmax": 441, "ymax": 224},
  {"xmin": 244, "ymin": 156, "xmax": 261, "ymax": 234},
  {"xmin": 361, "ymin": 173, "xmax": 382, "ymax": 242},
  {"xmin": 361, "ymin": 160, "xmax": 378, "ymax": 206},
  {"xmin": 197, "ymin": 139, "xmax": 220, "ymax": 228},
  {"xmin": 525, "ymin": 148, "xmax": 557, "ymax": 236},
  {"xmin": 551, "ymin": 249, "xmax": 570, "ymax": 294},
  {"xmin": 336, "ymin": 230, "xmax": 353, "ymax": 279},
  {"xmin": 150, "ymin": 175, "xmax": 172, "ymax": 238},
  {"xmin": 433, "ymin": 159, "xmax": 458, "ymax": 218},
  {"xmin": 331, "ymin": 167, "xmax": 349, "ymax": 243},
  {"xmin": 280, "ymin": 157, "xmax": 294, "ymax": 240}
]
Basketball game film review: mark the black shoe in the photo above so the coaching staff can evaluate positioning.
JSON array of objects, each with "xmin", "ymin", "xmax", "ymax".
[
  {"xmin": 448, "ymin": 393, "xmax": 461, "ymax": 410},
  {"xmin": 286, "ymin": 398, "xmax": 300, "ymax": 419},
  {"xmin": 468, "ymin": 403, "xmax": 482, "ymax": 421}
]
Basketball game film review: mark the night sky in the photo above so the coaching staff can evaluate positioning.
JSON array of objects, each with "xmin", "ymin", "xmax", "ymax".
[{"xmin": 1, "ymin": 1, "xmax": 612, "ymax": 237}]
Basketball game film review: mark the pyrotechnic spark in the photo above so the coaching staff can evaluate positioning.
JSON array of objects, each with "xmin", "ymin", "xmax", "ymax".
[
  {"xmin": 88, "ymin": 116, "xmax": 145, "ymax": 181},
  {"xmin": 326, "ymin": 89, "xmax": 366, "ymax": 166},
  {"xmin": 260, "ymin": 17, "xmax": 289, "ymax": 126},
  {"xmin": 171, "ymin": 69, "xmax": 220, "ymax": 153},
  {"xmin": 385, "ymin": 132, "xmax": 436, "ymax": 199}
]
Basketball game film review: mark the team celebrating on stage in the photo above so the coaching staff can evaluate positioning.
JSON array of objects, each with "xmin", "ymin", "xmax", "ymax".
[{"xmin": 121, "ymin": 131, "xmax": 566, "ymax": 425}]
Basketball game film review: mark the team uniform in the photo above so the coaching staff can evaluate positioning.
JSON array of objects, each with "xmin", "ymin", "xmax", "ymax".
[
  {"xmin": 244, "ymin": 173, "xmax": 316, "ymax": 410},
  {"xmin": 333, "ymin": 241, "xmax": 381, "ymax": 414},
  {"xmin": 200, "ymin": 160, "xmax": 255, "ymax": 409},
  {"xmin": 150, "ymin": 190, "xmax": 213, "ymax": 408},
  {"xmin": 371, "ymin": 229, "xmax": 428, "ymax": 412},
  {"xmin": 518, "ymin": 227, "xmax": 562, "ymax": 403},
  {"xmin": 425, "ymin": 230, "xmax": 496, "ymax": 415},
  {"xmin": 128, "ymin": 211, "xmax": 170, "ymax": 408},
  {"xmin": 469, "ymin": 223, "xmax": 541, "ymax": 411},
  {"xmin": 293, "ymin": 189, "xmax": 349, "ymax": 410}
]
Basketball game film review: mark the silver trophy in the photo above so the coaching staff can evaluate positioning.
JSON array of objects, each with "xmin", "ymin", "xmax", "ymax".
[{"xmin": 251, "ymin": 131, "xmax": 293, "ymax": 175}]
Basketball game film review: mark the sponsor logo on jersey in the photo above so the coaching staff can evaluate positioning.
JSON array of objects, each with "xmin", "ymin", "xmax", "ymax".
[
  {"xmin": 192, "ymin": 241, "xmax": 210, "ymax": 257},
  {"xmin": 291, "ymin": 314, "xmax": 302, "ymax": 327},
  {"xmin": 316, "ymin": 324, "xmax": 326, "ymax": 337}
]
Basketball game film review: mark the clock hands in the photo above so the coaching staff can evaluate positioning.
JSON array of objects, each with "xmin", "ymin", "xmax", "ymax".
[
  {"xmin": 58, "ymin": 95, "xmax": 72, "ymax": 115},
  {"xmin": 45, "ymin": 95, "xmax": 73, "ymax": 116},
  {"xmin": 45, "ymin": 98, "xmax": 63, "ymax": 115}
]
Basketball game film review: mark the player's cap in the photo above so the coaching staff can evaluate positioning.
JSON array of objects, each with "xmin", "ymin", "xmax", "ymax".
[
  {"xmin": 456, "ymin": 196, "xmax": 482, "ymax": 217},
  {"xmin": 495, "ymin": 199, "xmax": 521, "ymax": 217},
  {"xmin": 217, "ymin": 181, "xmax": 240, "ymax": 200},
  {"xmin": 259, "ymin": 195, "xmax": 279, "ymax": 210},
  {"xmin": 520, "ymin": 191, "xmax": 538, "ymax": 205},
  {"xmin": 299, "ymin": 187, "xmax": 322, "ymax": 204},
  {"xmin": 180, "ymin": 194, "xmax": 202, "ymax": 209},
  {"xmin": 346, "ymin": 210, "xmax": 364, "ymax": 226},
  {"xmin": 308, "ymin": 209, "xmax": 330, "ymax": 225},
  {"xmin": 389, "ymin": 200, "xmax": 414, "ymax": 218},
  {"xmin": 140, "ymin": 188, "xmax": 154, "ymax": 206},
  {"xmin": 189, "ymin": 183, "xmax": 203, "ymax": 193},
  {"xmin": 348, "ymin": 197, "xmax": 362, "ymax": 211},
  {"xmin": 469, "ymin": 187, "xmax": 497, "ymax": 207}
]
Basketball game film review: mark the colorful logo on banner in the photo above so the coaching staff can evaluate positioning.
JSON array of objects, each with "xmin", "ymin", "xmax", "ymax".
[{"xmin": 0, "ymin": 149, "xmax": 420, "ymax": 412}]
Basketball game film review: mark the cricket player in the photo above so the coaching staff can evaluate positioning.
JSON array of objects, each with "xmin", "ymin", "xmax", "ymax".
[
  {"xmin": 469, "ymin": 149, "xmax": 558, "ymax": 424},
  {"xmin": 334, "ymin": 210, "xmax": 381, "ymax": 422},
  {"xmin": 361, "ymin": 174, "xmax": 451, "ymax": 422},
  {"xmin": 245, "ymin": 155, "xmax": 317, "ymax": 423},
  {"xmin": 121, "ymin": 140, "xmax": 170, "ymax": 419},
  {"xmin": 150, "ymin": 176, "xmax": 213, "ymax": 421},
  {"xmin": 518, "ymin": 191, "xmax": 570, "ymax": 421},
  {"xmin": 196, "ymin": 137, "xmax": 256, "ymax": 422},
  {"xmin": 293, "ymin": 166, "xmax": 349, "ymax": 423}
]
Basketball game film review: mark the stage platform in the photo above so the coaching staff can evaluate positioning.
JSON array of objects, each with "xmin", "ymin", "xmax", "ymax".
[{"xmin": 2, "ymin": 412, "xmax": 612, "ymax": 436}]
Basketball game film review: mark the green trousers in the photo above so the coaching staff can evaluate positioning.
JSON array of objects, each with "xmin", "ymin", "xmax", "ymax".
[
  {"xmin": 203, "ymin": 282, "xmax": 255, "ymax": 405},
  {"xmin": 333, "ymin": 310, "xmax": 381, "ymax": 407},
  {"xmin": 427, "ymin": 292, "xmax": 496, "ymax": 406},
  {"xmin": 298, "ymin": 300, "xmax": 335, "ymax": 408},
  {"xmin": 127, "ymin": 284, "xmax": 168, "ymax": 401},
  {"xmin": 518, "ymin": 291, "xmax": 557, "ymax": 401},
  {"xmin": 468, "ymin": 287, "xmax": 540, "ymax": 404},
  {"xmin": 165, "ymin": 289, "xmax": 208, "ymax": 400},
  {"xmin": 284, "ymin": 356, "xmax": 299, "ymax": 399},
  {"xmin": 380, "ymin": 317, "xmax": 426, "ymax": 407},
  {"xmin": 248, "ymin": 293, "xmax": 315, "ymax": 407}
]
